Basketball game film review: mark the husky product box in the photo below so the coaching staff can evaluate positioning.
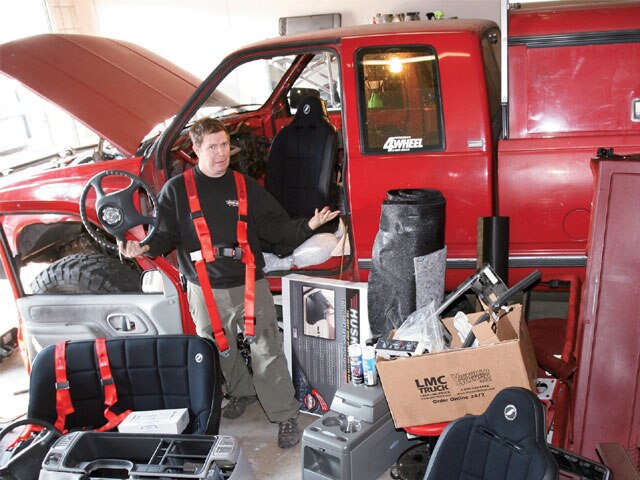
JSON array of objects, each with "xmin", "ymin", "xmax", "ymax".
[
  {"xmin": 118, "ymin": 408, "xmax": 189, "ymax": 434},
  {"xmin": 282, "ymin": 274, "xmax": 371, "ymax": 415},
  {"xmin": 377, "ymin": 304, "xmax": 538, "ymax": 428}
]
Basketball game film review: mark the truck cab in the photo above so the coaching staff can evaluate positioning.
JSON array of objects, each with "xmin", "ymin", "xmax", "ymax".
[{"xmin": 498, "ymin": 1, "xmax": 640, "ymax": 282}]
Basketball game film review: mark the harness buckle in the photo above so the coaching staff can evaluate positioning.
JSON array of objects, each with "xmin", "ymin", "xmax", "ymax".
[
  {"xmin": 190, "ymin": 250, "xmax": 203, "ymax": 262},
  {"xmin": 101, "ymin": 377, "xmax": 115, "ymax": 386},
  {"xmin": 55, "ymin": 381, "xmax": 70, "ymax": 390},
  {"xmin": 216, "ymin": 246, "xmax": 243, "ymax": 260}
]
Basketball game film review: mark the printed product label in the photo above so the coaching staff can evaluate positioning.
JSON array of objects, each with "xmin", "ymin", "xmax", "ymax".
[{"xmin": 414, "ymin": 368, "xmax": 497, "ymax": 405}]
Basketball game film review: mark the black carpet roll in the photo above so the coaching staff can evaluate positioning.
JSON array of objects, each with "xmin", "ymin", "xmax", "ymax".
[{"xmin": 368, "ymin": 189, "xmax": 446, "ymax": 337}]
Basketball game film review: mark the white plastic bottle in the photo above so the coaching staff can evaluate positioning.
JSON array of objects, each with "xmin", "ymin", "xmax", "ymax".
[
  {"xmin": 348, "ymin": 344, "xmax": 364, "ymax": 384},
  {"xmin": 362, "ymin": 345, "xmax": 378, "ymax": 386}
]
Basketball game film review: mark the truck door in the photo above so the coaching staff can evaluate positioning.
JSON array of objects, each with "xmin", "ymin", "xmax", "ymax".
[
  {"xmin": 0, "ymin": 202, "xmax": 186, "ymax": 365},
  {"xmin": 341, "ymin": 32, "xmax": 496, "ymax": 287}
]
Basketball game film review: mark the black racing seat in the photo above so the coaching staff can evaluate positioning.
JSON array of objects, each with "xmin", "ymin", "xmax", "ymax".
[
  {"xmin": 28, "ymin": 335, "xmax": 222, "ymax": 435},
  {"xmin": 265, "ymin": 95, "xmax": 339, "ymax": 220},
  {"xmin": 423, "ymin": 387, "xmax": 559, "ymax": 480}
]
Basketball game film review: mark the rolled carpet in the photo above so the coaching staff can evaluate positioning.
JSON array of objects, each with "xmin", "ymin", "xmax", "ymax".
[{"xmin": 368, "ymin": 189, "xmax": 446, "ymax": 337}]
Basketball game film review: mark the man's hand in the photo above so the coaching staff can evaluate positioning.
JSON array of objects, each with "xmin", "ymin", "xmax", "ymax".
[
  {"xmin": 118, "ymin": 240, "xmax": 150, "ymax": 258},
  {"xmin": 308, "ymin": 207, "xmax": 340, "ymax": 231}
]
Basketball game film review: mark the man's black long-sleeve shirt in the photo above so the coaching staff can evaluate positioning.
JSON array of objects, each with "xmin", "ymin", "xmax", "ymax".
[{"xmin": 147, "ymin": 167, "xmax": 313, "ymax": 288}]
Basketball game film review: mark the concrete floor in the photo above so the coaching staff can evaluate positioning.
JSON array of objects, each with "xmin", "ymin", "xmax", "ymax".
[
  {"xmin": 219, "ymin": 398, "xmax": 317, "ymax": 479},
  {"xmin": 0, "ymin": 349, "xmax": 30, "ymax": 426},
  {"xmin": 221, "ymin": 400, "xmax": 342, "ymax": 479},
  {"xmin": 0, "ymin": 351, "xmax": 399, "ymax": 479}
]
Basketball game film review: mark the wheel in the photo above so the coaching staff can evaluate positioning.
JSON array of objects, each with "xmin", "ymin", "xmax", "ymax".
[
  {"xmin": 79, "ymin": 170, "xmax": 160, "ymax": 251},
  {"xmin": 30, "ymin": 253, "xmax": 141, "ymax": 294},
  {"xmin": 0, "ymin": 418, "xmax": 62, "ymax": 480}
]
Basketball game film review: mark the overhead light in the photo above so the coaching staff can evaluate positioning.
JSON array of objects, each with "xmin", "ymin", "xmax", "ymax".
[{"xmin": 389, "ymin": 57, "xmax": 402, "ymax": 73}]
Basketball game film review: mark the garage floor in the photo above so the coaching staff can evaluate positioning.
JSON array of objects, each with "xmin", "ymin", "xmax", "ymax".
[
  {"xmin": 0, "ymin": 279, "xmax": 401, "ymax": 479},
  {"xmin": 0, "ymin": 283, "xmax": 566, "ymax": 479},
  {"xmin": 0, "ymin": 343, "xmax": 395, "ymax": 479}
]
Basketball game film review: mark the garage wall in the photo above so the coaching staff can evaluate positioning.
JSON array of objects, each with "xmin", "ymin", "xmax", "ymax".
[{"xmin": 88, "ymin": 0, "xmax": 499, "ymax": 78}]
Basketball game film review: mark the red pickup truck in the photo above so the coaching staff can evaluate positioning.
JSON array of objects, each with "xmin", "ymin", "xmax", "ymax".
[{"xmin": 0, "ymin": 2, "xmax": 638, "ymax": 364}]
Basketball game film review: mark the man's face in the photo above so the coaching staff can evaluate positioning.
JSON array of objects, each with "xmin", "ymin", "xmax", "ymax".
[{"xmin": 193, "ymin": 130, "xmax": 231, "ymax": 178}]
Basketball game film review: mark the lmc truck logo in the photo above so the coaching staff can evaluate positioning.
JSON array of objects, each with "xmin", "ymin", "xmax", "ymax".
[{"xmin": 414, "ymin": 376, "xmax": 449, "ymax": 394}]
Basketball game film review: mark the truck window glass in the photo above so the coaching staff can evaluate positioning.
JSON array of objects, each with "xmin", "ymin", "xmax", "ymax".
[
  {"xmin": 191, "ymin": 54, "xmax": 297, "ymax": 120},
  {"xmin": 513, "ymin": 41, "xmax": 640, "ymax": 136},
  {"xmin": 356, "ymin": 46, "xmax": 443, "ymax": 154}
]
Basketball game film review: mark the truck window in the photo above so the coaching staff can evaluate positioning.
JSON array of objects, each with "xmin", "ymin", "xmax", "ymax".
[
  {"xmin": 191, "ymin": 54, "xmax": 297, "ymax": 120},
  {"xmin": 189, "ymin": 50, "xmax": 340, "ymax": 120},
  {"xmin": 176, "ymin": 50, "xmax": 341, "ymax": 181},
  {"xmin": 356, "ymin": 46, "xmax": 444, "ymax": 154},
  {"xmin": 509, "ymin": 39, "xmax": 640, "ymax": 137}
]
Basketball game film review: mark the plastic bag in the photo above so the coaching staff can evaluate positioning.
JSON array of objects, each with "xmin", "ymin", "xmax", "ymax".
[
  {"xmin": 262, "ymin": 233, "xmax": 340, "ymax": 272},
  {"xmin": 262, "ymin": 252, "xmax": 294, "ymax": 272},
  {"xmin": 394, "ymin": 300, "xmax": 446, "ymax": 353},
  {"xmin": 292, "ymin": 233, "xmax": 339, "ymax": 268},
  {"xmin": 452, "ymin": 311, "xmax": 479, "ymax": 347}
]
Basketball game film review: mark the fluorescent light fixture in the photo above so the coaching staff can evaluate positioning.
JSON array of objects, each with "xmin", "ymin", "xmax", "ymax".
[{"xmin": 362, "ymin": 55, "xmax": 436, "ymax": 66}]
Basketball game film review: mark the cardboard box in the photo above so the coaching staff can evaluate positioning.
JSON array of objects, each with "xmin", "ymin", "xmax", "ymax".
[
  {"xmin": 377, "ymin": 304, "xmax": 538, "ymax": 428},
  {"xmin": 282, "ymin": 274, "xmax": 371, "ymax": 415},
  {"xmin": 118, "ymin": 408, "xmax": 189, "ymax": 434}
]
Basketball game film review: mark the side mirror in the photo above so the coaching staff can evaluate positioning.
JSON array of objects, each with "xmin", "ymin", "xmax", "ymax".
[{"xmin": 289, "ymin": 88, "xmax": 319, "ymax": 110}]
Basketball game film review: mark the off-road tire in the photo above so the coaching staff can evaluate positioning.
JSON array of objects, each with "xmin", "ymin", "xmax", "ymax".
[{"xmin": 29, "ymin": 253, "xmax": 141, "ymax": 294}]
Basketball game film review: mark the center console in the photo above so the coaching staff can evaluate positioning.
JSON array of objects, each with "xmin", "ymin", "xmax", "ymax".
[{"xmin": 39, "ymin": 431, "xmax": 255, "ymax": 480}]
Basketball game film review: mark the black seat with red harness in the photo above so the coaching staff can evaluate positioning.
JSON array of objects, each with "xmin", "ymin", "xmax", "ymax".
[{"xmin": 28, "ymin": 335, "xmax": 222, "ymax": 435}]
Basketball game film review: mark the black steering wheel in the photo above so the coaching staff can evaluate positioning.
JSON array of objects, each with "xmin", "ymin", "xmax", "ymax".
[
  {"xmin": 0, "ymin": 418, "xmax": 62, "ymax": 480},
  {"xmin": 79, "ymin": 170, "xmax": 160, "ymax": 251}
]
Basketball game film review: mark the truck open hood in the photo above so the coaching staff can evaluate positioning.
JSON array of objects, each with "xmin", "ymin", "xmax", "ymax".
[{"xmin": 0, "ymin": 34, "xmax": 201, "ymax": 156}]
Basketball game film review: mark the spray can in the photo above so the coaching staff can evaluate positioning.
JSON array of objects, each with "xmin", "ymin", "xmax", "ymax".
[
  {"xmin": 362, "ymin": 345, "xmax": 378, "ymax": 386},
  {"xmin": 348, "ymin": 344, "xmax": 364, "ymax": 384}
]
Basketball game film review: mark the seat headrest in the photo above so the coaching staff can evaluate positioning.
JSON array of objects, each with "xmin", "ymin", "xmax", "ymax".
[
  {"xmin": 292, "ymin": 96, "xmax": 329, "ymax": 127},
  {"xmin": 481, "ymin": 387, "xmax": 545, "ymax": 441}
]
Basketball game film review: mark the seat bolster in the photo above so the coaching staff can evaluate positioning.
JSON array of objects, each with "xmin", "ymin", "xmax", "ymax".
[{"xmin": 423, "ymin": 416, "xmax": 476, "ymax": 479}]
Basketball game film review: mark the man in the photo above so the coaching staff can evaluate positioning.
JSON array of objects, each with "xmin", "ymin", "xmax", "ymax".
[{"xmin": 119, "ymin": 117, "xmax": 339, "ymax": 448}]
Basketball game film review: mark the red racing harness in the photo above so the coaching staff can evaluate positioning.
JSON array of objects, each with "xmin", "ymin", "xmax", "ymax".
[
  {"xmin": 54, "ymin": 338, "xmax": 131, "ymax": 433},
  {"xmin": 183, "ymin": 168, "xmax": 256, "ymax": 355},
  {"xmin": 53, "ymin": 341, "xmax": 74, "ymax": 432}
]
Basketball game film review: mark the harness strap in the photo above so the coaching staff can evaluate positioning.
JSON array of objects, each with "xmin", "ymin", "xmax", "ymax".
[
  {"xmin": 54, "ymin": 341, "xmax": 74, "ymax": 433},
  {"xmin": 195, "ymin": 259, "xmax": 230, "ymax": 353},
  {"xmin": 233, "ymin": 171, "xmax": 256, "ymax": 340},
  {"xmin": 94, "ymin": 338, "xmax": 131, "ymax": 432},
  {"xmin": 184, "ymin": 169, "xmax": 216, "ymax": 263},
  {"xmin": 184, "ymin": 168, "xmax": 230, "ymax": 354}
]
